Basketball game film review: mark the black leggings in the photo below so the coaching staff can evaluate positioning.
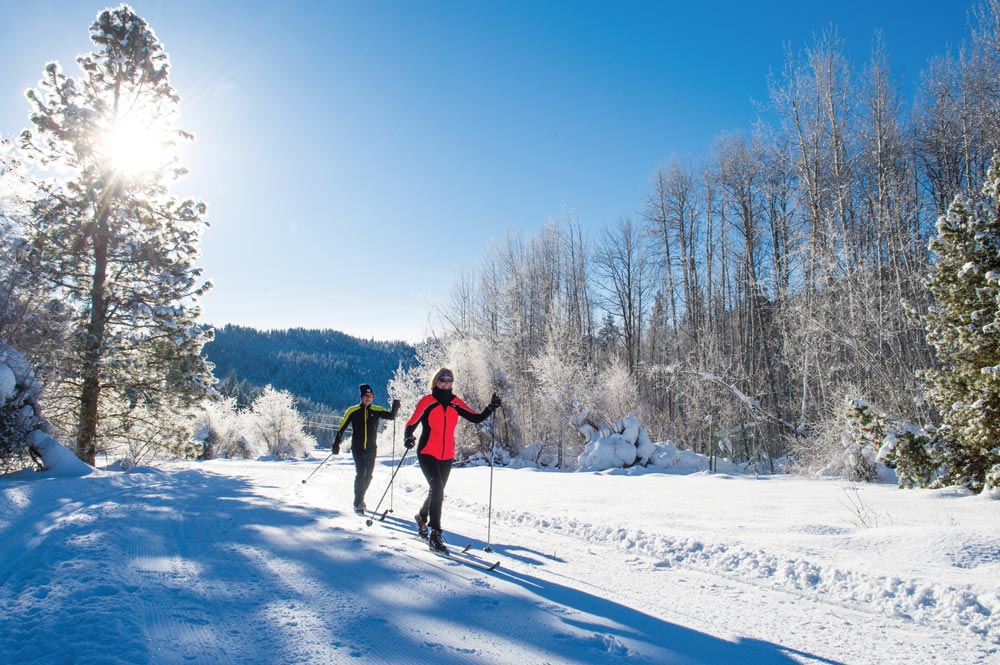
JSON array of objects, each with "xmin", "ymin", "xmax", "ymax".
[
  {"xmin": 352, "ymin": 444, "xmax": 378, "ymax": 506},
  {"xmin": 417, "ymin": 454, "xmax": 453, "ymax": 532}
]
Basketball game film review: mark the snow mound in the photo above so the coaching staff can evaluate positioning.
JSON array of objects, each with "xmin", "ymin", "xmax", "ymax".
[
  {"xmin": 26, "ymin": 430, "xmax": 92, "ymax": 477},
  {"xmin": 575, "ymin": 412, "xmax": 739, "ymax": 474},
  {"xmin": 576, "ymin": 413, "xmax": 666, "ymax": 470}
]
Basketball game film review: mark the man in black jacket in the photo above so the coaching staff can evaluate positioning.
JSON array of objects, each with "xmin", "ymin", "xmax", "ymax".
[{"xmin": 333, "ymin": 384, "xmax": 400, "ymax": 514}]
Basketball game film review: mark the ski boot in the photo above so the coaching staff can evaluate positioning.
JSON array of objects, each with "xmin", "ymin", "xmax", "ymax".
[
  {"xmin": 415, "ymin": 513, "xmax": 429, "ymax": 539},
  {"xmin": 428, "ymin": 529, "xmax": 447, "ymax": 553}
]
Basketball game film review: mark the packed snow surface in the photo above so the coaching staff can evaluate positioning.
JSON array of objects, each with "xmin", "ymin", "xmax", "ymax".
[{"xmin": 1, "ymin": 450, "xmax": 997, "ymax": 664}]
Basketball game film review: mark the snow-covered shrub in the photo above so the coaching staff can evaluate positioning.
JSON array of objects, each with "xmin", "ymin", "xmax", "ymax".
[
  {"xmin": 648, "ymin": 440, "xmax": 681, "ymax": 467},
  {"xmin": 842, "ymin": 399, "xmax": 884, "ymax": 482},
  {"xmin": 577, "ymin": 413, "xmax": 655, "ymax": 470},
  {"xmin": 593, "ymin": 362, "xmax": 640, "ymax": 428},
  {"xmin": 529, "ymin": 335, "xmax": 596, "ymax": 467},
  {"xmin": 0, "ymin": 342, "xmax": 89, "ymax": 476},
  {"xmin": 984, "ymin": 464, "xmax": 1000, "ymax": 499},
  {"xmin": 575, "ymin": 412, "xmax": 724, "ymax": 473},
  {"xmin": 812, "ymin": 398, "xmax": 892, "ymax": 483},
  {"xmin": 818, "ymin": 397, "xmax": 943, "ymax": 486},
  {"xmin": 108, "ymin": 399, "xmax": 203, "ymax": 467},
  {"xmin": 0, "ymin": 344, "xmax": 44, "ymax": 473},
  {"xmin": 192, "ymin": 396, "xmax": 249, "ymax": 459},
  {"xmin": 248, "ymin": 385, "xmax": 315, "ymax": 458},
  {"xmin": 648, "ymin": 439, "xmax": 724, "ymax": 473},
  {"xmin": 877, "ymin": 424, "xmax": 942, "ymax": 489},
  {"xmin": 0, "ymin": 399, "xmax": 31, "ymax": 473}
]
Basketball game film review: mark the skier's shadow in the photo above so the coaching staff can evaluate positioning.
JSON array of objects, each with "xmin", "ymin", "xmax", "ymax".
[
  {"xmin": 377, "ymin": 513, "xmax": 565, "ymax": 564},
  {"xmin": 375, "ymin": 515, "xmax": 843, "ymax": 665},
  {"xmin": 488, "ymin": 542, "xmax": 566, "ymax": 565}
]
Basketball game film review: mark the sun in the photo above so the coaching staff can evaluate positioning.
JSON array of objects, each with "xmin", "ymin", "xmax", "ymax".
[{"xmin": 101, "ymin": 114, "xmax": 173, "ymax": 177}]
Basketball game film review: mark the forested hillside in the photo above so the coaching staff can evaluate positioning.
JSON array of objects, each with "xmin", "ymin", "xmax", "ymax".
[{"xmin": 204, "ymin": 324, "xmax": 417, "ymax": 412}]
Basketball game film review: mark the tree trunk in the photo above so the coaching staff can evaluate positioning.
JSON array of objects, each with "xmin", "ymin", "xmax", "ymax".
[{"xmin": 77, "ymin": 204, "xmax": 111, "ymax": 465}]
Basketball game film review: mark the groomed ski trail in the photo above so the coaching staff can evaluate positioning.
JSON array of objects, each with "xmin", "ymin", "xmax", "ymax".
[{"xmin": 3, "ymin": 454, "xmax": 995, "ymax": 664}]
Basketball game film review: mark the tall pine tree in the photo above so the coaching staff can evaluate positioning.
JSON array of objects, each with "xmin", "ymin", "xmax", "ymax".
[
  {"xmin": 19, "ymin": 5, "xmax": 213, "ymax": 465},
  {"xmin": 924, "ymin": 155, "xmax": 1000, "ymax": 492}
]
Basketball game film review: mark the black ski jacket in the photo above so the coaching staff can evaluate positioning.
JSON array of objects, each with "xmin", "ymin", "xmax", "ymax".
[{"xmin": 335, "ymin": 401, "xmax": 399, "ymax": 451}]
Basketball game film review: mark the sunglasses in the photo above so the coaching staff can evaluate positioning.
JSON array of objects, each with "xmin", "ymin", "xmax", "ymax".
[{"xmin": 437, "ymin": 376, "xmax": 454, "ymax": 383}]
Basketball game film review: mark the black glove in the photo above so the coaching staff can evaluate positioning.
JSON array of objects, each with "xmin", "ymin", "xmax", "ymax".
[
  {"xmin": 489, "ymin": 393, "xmax": 502, "ymax": 410},
  {"xmin": 404, "ymin": 434, "xmax": 416, "ymax": 449},
  {"xmin": 332, "ymin": 436, "xmax": 341, "ymax": 455},
  {"xmin": 391, "ymin": 398, "xmax": 401, "ymax": 411}
]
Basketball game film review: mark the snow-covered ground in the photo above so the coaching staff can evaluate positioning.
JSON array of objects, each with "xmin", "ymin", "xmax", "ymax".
[{"xmin": 1, "ymin": 449, "xmax": 997, "ymax": 664}]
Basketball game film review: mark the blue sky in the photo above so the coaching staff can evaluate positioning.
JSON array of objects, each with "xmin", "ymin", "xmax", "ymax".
[{"xmin": 0, "ymin": 1, "xmax": 976, "ymax": 342}]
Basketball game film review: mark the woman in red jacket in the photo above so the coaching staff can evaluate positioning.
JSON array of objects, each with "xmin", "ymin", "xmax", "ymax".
[{"xmin": 403, "ymin": 367, "xmax": 500, "ymax": 552}]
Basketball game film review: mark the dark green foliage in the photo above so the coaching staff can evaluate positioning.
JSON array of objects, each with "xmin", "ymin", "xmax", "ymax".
[
  {"xmin": 843, "ymin": 398, "xmax": 943, "ymax": 487},
  {"xmin": 885, "ymin": 428, "xmax": 943, "ymax": 489},
  {"xmin": 924, "ymin": 158, "xmax": 1000, "ymax": 492},
  {"xmin": 204, "ymin": 324, "xmax": 416, "ymax": 412},
  {"xmin": 842, "ymin": 400, "xmax": 882, "ymax": 483},
  {"xmin": 0, "ymin": 406, "xmax": 32, "ymax": 474}
]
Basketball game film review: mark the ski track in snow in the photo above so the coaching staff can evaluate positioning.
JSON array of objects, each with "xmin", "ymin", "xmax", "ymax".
[
  {"xmin": 469, "ymin": 502, "xmax": 1000, "ymax": 645},
  {"xmin": 0, "ymin": 456, "xmax": 997, "ymax": 665}
]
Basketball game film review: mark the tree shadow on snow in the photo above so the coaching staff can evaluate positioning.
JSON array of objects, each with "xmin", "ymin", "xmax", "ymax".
[
  {"xmin": 488, "ymin": 563, "xmax": 845, "ymax": 665},
  {"xmin": 374, "ymin": 514, "xmax": 843, "ymax": 665}
]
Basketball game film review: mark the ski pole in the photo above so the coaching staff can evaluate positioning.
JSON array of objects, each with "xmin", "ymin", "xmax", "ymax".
[
  {"xmin": 484, "ymin": 403, "xmax": 499, "ymax": 552},
  {"xmin": 389, "ymin": 418, "xmax": 397, "ymax": 514},
  {"xmin": 301, "ymin": 449, "xmax": 335, "ymax": 485},
  {"xmin": 365, "ymin": 447, "xmax": 410, "ymax": 526}
]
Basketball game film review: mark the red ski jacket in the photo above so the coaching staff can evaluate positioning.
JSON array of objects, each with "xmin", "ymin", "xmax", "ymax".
[{"xmin": 404, "ymin": 388, "xmax": 492, "ymax": 460}]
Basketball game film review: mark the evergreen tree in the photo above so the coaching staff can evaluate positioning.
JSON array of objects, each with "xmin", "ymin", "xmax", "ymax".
[
  {"xmin": 19, "ymin": 6, "xmax": 213, "ymax": 464},
  {"xmin": 924, "ymin": 155, "xmax": 1000, "ymax": 492}
]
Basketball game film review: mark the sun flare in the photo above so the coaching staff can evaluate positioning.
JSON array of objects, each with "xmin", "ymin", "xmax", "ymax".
[{"xmin": 102, "ymin": 116, "xmax": 172, "ymax": 176}]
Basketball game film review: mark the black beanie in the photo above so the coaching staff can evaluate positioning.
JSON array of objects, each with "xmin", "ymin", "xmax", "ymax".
[{"xmin": 359, "ymin": 384, "xmax": 374, "ymax": 397}]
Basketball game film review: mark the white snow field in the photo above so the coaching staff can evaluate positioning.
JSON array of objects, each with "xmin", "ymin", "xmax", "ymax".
[{"xmin": 1, "ymin": 450, "xmax": 997, "ymax": 664}]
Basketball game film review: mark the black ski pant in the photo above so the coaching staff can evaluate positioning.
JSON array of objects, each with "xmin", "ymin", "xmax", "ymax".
[
  {"xmin": 352, "ymin": 444, "xmax": 378, "ymax": 507},
  {"xmin": 417, "ymin": 454, "xmax": 453, "ymax": 532}
]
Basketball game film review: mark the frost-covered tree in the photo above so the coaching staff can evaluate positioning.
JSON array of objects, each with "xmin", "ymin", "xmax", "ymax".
[
  {"xmin": 529, "ymin": 329, "xmax": 596, "ymax": 466},
  {"xmin": 0, "ymin": 141, "xmax": 73, "ymax": 370},
  {"xmin": 192, "ymin": 396, "xmax": 253, "ymax": 459},
  {"xmin": 390, "ymin": 336, "xmax": 518, "ymax": 462},
  {"xmin": 18, "ymin": 6, "xmax": 214, "ymax": 464},
  {"xmin": 248, "ymin": 386, "xmax": 315, "ymax": 459},
  {"xmin": 924, "ymin": 156, "xmax": 1000, "ymax": 492}
]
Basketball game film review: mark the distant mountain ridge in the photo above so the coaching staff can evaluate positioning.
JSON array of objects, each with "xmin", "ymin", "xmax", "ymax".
[{"xmin": 203, "ymin": 324, "xmax": 417, "ymax": 413}]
